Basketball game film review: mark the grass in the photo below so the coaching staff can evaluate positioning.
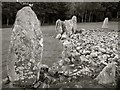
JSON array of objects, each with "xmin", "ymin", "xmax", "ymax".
[{"xmin": 1, "ymin": 22, "xmax": 119, "ymax": 88}]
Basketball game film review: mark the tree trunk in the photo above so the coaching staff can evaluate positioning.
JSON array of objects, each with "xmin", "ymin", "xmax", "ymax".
[
  {"xmin": 82, "ymin": 14, "xmax": 84, "ymax": 22},
  {"xmin": 117, "ymin": 11, "xmax": 119, "ymax": 19},
  {"xmin": 7, "ymin": 18, "xmax": 9, "ymax": 26},
  {"xmin": 85, "ymin": 11, "xmax": 87, "ymax": 22},
  {"xmin": 52, "ymin": 17, "xmax": 54, "ymax": 24},
  {"xmin": 91, "ymin": 13, "xmax": 93, "ymax": 22},
  {"xmin": 89, "ymin": 12, "xmax": 92, "ymax": 22},
  {"xmin": 42, "ymin": 17, "xmax": 45, "ymax": 25}
]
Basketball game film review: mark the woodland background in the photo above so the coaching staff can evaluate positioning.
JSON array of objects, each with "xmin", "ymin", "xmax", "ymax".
[{"xmin": 2, "ymin": 2, "xmax": 120, "ymax": 26}]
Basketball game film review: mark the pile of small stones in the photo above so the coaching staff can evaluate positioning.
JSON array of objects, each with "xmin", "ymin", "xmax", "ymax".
[
  {"xmin": 52, "ymin": 29, "xmax": 119, "ymax": 84},
  {"xmin": 33, "ymin": 29, "xmax": 119, "ymax": 88}
]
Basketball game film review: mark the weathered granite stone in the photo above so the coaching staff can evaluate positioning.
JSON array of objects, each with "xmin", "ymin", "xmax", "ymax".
[
  {"xmin": 55, "ymin": 16, "xmax": 77, "ymax": 38},
  {"xmin": 102, "ymin": 17, "xmax": 108, "ymax": 29},
  {"xmin": 63, "ymin": 16, "xmax": 77, "ymax": 36},
  {"xmin": 7, "ymin": 6, "xmax": 43, "ymax": 86},
  {"xmin": 71, "ymin": 16, "xmax": 77, "ymax": 33},
  {"xmin": 55, "ymin": 19, "xmax": 63, "ymax": 35},
  {"xmin": 95, "ymin": 62, "xmax": 116, "ymax": 84}
]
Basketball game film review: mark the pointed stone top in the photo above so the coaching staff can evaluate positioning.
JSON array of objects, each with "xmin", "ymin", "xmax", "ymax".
[
  {"xmin": 72, "ymin": 16, "xmax": 77, "ymax": 22},
  {"xmin": 15, "ymin": 6, "xmax": 40, "ymax": 27},
  {"xmin": 102, "ymin": 17, "xmax": 108, "ymax": 29}
]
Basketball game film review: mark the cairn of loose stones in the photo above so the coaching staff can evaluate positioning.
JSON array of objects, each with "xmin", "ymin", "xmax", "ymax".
[{"xmin": 54, "ymin": 16, "xmax": 119, "ymax": 85}]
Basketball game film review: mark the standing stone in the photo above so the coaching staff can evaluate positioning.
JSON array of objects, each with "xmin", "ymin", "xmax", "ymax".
[
  {"xmin": 7, "ymin": 6, "xmax": 43, "ymax": 86},
  {"xmin": 55, "ymin": 19, "xmax": 63, "ymax": 35},
  {"xmin": 71, "ymin": 16, "xmax": 77, "ymax": 33},
  {"xmin": 95, "ymin": 62, "xmax": 116, "ymax": 84},
  {"xmin": 55, "ymin": 16, "xmax": 77, "ymax": 38},
  {"xmin": 102, "ymin": 17, "xmax": 108, "ymax": 29},
  {"xmin": 64, "ymin": 20, "xmax": 73, "ymax": 36},
  {"xmin": 64, "ymin": 16, "xmax": 77, "ymax": 36}
]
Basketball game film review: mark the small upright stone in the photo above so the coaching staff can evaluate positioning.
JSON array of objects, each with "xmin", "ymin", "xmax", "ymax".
[
  {"xmin": 55, "ymin": 19, "xmax": 63, "ymax": 35},
  {"xmin": 7, "ymin": 6, "xmax": 43, "ymax": 86},
  {"xmin": 71, "ymin": 16, "xmax": 77, "ymax": 33},
  {"xmin": 102, "ymin": 17, "xmax": 108, "ymax": 29}
]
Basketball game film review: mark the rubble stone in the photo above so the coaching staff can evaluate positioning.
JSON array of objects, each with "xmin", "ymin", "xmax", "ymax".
[{"xmin": 55, "ymin": 25, "xmax": 119, "ymax": 85}]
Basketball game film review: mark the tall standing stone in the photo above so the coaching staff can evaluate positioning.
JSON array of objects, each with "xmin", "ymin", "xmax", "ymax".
[
  {"xmin": 102, "ymin": 17, "xmax": 108, "ymax": 29},
  {"xmin": 7, "ymin": 6, "xmax": 43, "ymax": 86}
]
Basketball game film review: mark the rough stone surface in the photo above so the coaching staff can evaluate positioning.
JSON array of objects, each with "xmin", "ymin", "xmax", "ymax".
[
  {"xmin": 71, "ymin": 16, "xmax": 77, "ymax": 33},
  {"xmin": 55, "ymin": 19, "xmax": 63, "ymax": 35},
  {"xmin": 55, "ymin": 16, "xmax": 77, "ymax": 39},
  {"xmin": 55, "ymin": 27, "xmax": 119, "ymax": 85},
  {"xmin": 7, "ymin": 6, "xmax": 43, "ymax": 85},
  {"xmin": 95, "ymin": 62, "xmax": 116, "ymax": 84},
  {"xmin": 102, "ymin": 17, "xmax": 108, "ymax": 29}
]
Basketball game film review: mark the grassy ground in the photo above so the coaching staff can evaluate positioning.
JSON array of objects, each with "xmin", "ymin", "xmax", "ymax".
[{"xmin": 1, "ymin": 22, "xmax": 118, "ymax": 88}]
